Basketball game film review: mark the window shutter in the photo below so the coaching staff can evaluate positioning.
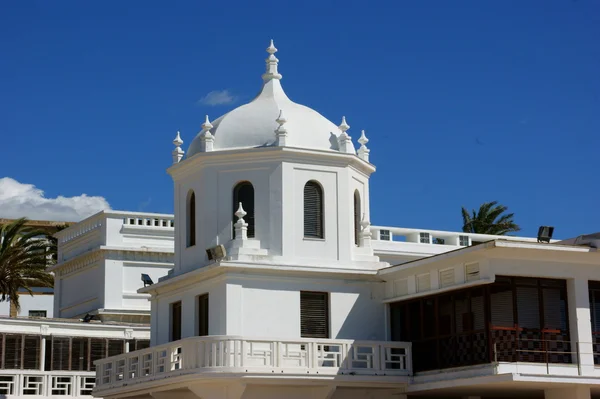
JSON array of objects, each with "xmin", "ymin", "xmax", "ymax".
[
  {"xmin": 439, "ymin": 269, "xmax": 455, "ymax": 288},
  {"xmin": 52, "ymin": 337, "xmax": 70, "ymax": 371},
  {"xmin": 490, "ymin": 286, "xmax": 514, "ymax": 327},
  {"xmin": 465, "ymin": 262, "xmax": 480, "ymax": 282},
  {"xmin": 353, "ymin": 191, "xmax": 360, "ymax": 246},
  {"xmin": 304, "ymin": 182, "xmax": 323, "ymax": 238},
  {"xmin": 301, "ymin": 291, "xmax": 329, "ymax": 338},
  {"xmin": 416, "ymin": 273, "xmax": 431, "ymax": 292}
]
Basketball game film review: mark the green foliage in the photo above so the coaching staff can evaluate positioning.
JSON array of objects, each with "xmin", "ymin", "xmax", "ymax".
[
  {"xmin": 461, "ymin": 201, "xmax": 521, "ymax": 235},
  {"xmin": 0, "ymin": 218, "xmax": 55, "ymax": 311}
]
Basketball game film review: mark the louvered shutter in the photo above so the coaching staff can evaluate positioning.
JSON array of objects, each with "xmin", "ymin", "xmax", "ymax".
[
  {"xmin": 304, "ymin": 182, "xmax": 323, "ymax": 238},
  {"xmin": 490, "ymin": 286, "xmax": 514, "ymax": 327},
  {"xmin": 4, "ymin": 335, "xmax": 21, "ymax": 369},
  {"xmin": 23, "ymin": 336, "xmax": 40, "ymax": 370},
  {"xmin": 301, "ymin": 291, "xmax": 329, "ymax": 338},
  {"xmin": 439, "ymin": 269, "xmax": 455, "ymax": 288},
  {"xmin": 353, "ymin": 191, "xmax": 360, "ymax": 246},
  {"xmin": 52, "ymin": 337, "xmax": 71, "ymax": 371},
  {"xmin": 90, "ymin": 338, "xmax": 107, "ymax": 371}
]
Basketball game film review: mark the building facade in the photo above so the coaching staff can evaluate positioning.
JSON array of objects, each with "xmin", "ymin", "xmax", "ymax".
[{"xmin": 90, "ymin": 42, "xmax": 600, "ymax": 399}]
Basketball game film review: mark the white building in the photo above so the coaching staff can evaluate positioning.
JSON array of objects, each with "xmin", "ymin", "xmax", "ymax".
[
  {"xmin": 0, "ymin": 211, "xmax": 176, "ymax": 398},
  {"xmin": 88, "ymin": 41, "xmax": 600, "ymax": 399}
]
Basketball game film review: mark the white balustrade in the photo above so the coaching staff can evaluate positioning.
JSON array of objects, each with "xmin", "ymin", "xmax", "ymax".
[
  {"xmin": 0, "ymin": 371, "xmax": 96, "ymax": 397},
  {"xmin": 94, "ymin": 336, "xmax": 412, "ymax": 392},
  {"xmin": 371, "ymin": 225, "xmax": 543, "ymax": 247}
]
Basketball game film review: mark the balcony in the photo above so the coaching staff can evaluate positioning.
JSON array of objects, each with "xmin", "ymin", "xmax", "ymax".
[
  {"xmin": 93, "ymin": 336, "xmax": 412, "ymax": 396},
  {"xmin": 0, "ymin": 370, "xmax": 95, "ymax": 397}
]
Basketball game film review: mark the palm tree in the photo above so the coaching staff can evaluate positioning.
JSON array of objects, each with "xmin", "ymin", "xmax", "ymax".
[
  {"xmin": 0, "ymin": 218, "xmax": 55, "ymax": 312},
  {"xmin": 461, "ymin": 201, "xmax": 521, "ymax": 235}
]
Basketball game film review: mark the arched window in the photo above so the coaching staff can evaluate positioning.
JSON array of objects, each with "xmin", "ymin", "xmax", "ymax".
[
  {"xmin": 233, "ymin": 181, "xmax": 255, "ymax": 238},
  {"xmin": 354, "ymin": 190, "xmax": 361, "ymax": 246},
  {"xmin": 187, "ymin": 190, "xmax": 196, "ymax": 247},
  {"xmin": 304, "ymin": 181, "xmax": 324, "ymax": 238}
]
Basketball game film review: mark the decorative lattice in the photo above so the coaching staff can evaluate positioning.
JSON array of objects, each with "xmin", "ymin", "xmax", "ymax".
[
  {"xmin": 51, "ymin": 376, "xmax": 73, "ymax": 395},
  {"xmin": 80, "ymin": 376, "xmax": 95, "ymax": 396},
  {"xmin": 22, "ymin": 375, "xmax": 44, "ymax": 395},
  {"xmin": 0, "ymin": 375, "xmax": 15, "ymax": 395}
]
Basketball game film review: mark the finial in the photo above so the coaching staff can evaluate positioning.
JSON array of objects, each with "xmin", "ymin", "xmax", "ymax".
[
  {"xmin": 202, "ymin": 115, "xmax": 213, "ymax": 131},
  {"xmin": 357, "ymin": 130, "xmax": 370, "ymax": 162},
  {"xmin": 173, "ymin": 131, "xmax": 183, "ymax": 147},
  {"xmin": 276, "ymin": 109, "xmax": 287, "ymax": 125},
  {"xmin": 267, "ymin": 39, "xmax": 277, "ymax": 54},
  {"xmin": 359, "ymin": 214, "xmax": 372, "ymax": 248},
  {"xmin": 275, "ymin": 109, "xmax": 288, "ymax": 146},
  {"xmin": 339, "ymin": 116, "xmax": 350, "ymax": 133},
  {"xmin": 262, "ymin": 39, "xmax": 282, "ymax": 82},
  {"xmin": 172, "ymin": 131, "xmax": 184, "ymax": 164},
  {"xmin": 358, "ymin": 130, "xmax": 369, "ymax": 146},
  {"xmin": 235, "ymin": 202, "xmax": 247, "ymax": 220}
]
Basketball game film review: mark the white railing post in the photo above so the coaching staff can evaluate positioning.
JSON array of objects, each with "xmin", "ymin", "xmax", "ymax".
[
  {"xmin": 406, "ymin": 343, "xmax": 413, "ymax": 374},
  {"xmin": 241, "ymin": 340, "xmax": 247, "ymax": 368},
  {"xmin": 374, "ymin": 344, "xmax": 381, "ymax": 371}
]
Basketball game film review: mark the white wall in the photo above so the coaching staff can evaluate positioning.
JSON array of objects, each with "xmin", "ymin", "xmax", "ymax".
[
  {"xmin": 152, "ymin": 272, "xmax": 386, "ymax": 344},
  {"xmin": 58, "ymin": 265, "xmax": 103, "ymax": 318}
]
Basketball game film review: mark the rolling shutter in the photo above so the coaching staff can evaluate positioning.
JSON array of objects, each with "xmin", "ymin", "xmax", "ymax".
[
  {"xmin": 304, "ymin": 182, "xmax": 323, "ymax": 238},
  {"xmin": 301, "ymin": 291, "xmax": 329, "ymax": 338}
]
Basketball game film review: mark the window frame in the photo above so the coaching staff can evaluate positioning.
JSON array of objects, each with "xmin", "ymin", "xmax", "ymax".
[{"xmin": 232, "ymin": 181, "xmax": 255, "ymax": 238}]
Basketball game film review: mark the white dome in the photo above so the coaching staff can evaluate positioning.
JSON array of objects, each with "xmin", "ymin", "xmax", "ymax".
[{"xmin": 187, "ymin": 42, "xmax": 353, "ymax": 157}]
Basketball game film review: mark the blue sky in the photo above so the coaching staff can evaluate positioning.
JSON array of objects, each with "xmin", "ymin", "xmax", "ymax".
[{"xmin": 0, "ymin": 0, "xmax": 599, "ymax": 238}]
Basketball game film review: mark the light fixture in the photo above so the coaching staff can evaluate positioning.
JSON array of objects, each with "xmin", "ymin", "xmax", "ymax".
[
  {"xmin": 141, "ymin": 273, "xmax": 154, "ymax": 287},
  {"xmin": 537, "ymin": 226, "xmax": 554, "ymax": 243},
  {"xmin": 206, "ymin": 245, "xmax": 226, "ymax": 261}
]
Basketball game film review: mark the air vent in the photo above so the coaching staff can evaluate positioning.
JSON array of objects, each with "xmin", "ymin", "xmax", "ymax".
[
  {"xmin": 416, "ymin": 273, "xmax": 431, "ymax": 292},
  {"xmin": 393, "ymin": 279, "xmax": 409, "ymax": 297},
  {"xmin": 465, "ymin": 262, "xmax": 480, "ymax": 282},
  {"xmin": 439, "ymin": 268, "xmax": 455, "ymax": 288}
]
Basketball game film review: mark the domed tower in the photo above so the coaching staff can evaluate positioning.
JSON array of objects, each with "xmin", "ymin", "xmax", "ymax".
[{"xmin": 168, "ymin": 40, "xmax": 381, "ymax": 278}]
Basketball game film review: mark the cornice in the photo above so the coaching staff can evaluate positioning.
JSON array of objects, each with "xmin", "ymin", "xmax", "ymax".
[{"xmin": 168, "ymin": 146, "xmax": 375, "ymax": 180}]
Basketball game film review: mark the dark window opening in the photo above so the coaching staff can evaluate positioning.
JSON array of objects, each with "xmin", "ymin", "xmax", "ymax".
[
  {"xmin": 171, "ymin": 301, "xmax": 182, "ymax": 341},
  {"xmin": 198, "ymin": 294, "xmax": 209, "ymax": 336},
  {"xmin": 301, "ymin": 291, "xmax": 329, "ymax": 338},
  {"xmin": 233, "ymin": 182, "xmax": 255, "ymax": 238},
  {"xmin": 187, "ymin": 191, "xmax": 196, "ymax": 247},
  {"xmin": 304, "ymin": 181, "xmax": 324, "ymax": 239},
  {"xmin": 390, "ymin": 276, "xmax": 570, "ymax": 372}
]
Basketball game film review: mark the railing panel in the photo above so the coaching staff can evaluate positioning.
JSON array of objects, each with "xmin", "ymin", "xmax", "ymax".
[{"xmin": 93, "ymin": 336, "xmax": 412, "ymax": 392}]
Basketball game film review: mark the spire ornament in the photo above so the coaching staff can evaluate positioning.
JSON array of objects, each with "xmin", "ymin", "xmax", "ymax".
[
  {"xmin": 357, "ymin": 130, "xmax": 370, "ymax": 162},
  {"xmin": 337, "ymin": 116, "xmax": 354, "ymax": 154},
  {"xmin": 234, "ymin": 202, "xmax": 248, "ymax": 240},
  {"xmin": 172, "ymin": 131, "xmax": 184, "ymax": 164},
  {"xmin": 359, "ymin": 215, "xmax": 373, "ymax": 248},
  {"xmin": 275, "ymin": 109, "xmax": 288, "ymax": 146},
  {"xmin": 262, "ymin": 39, "xmax": 282, "ymax": 82},
  {"xmin": 200, "ymin": 115, "xmax": 215, "ymax": 152}
]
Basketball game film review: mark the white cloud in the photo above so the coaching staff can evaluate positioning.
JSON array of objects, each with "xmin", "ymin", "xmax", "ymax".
[
  {"xmin": 198, "ymin": 89, "xmax": 237, "ymax": 106},
  {"xmin": 0, "ymin": 177, "xmax": 111, "ymax": 222}
]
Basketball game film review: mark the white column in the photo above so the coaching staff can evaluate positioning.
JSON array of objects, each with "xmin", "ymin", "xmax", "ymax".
[
  {"xmin": 40, "ymin": 336, "xmax": 46, "ymax": 371},
  {"xmin": 545, "ymin": 386, "xmax": 590, "ymax": 399},
  {"xmin": 567, "ymin": 278, "xmax": 594, "ymax": 375}
]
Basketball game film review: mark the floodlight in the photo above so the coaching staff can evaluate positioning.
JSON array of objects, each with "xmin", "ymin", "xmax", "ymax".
[
  {"xmin": 141, "ymin": 273, "xmax": 154, "ymax": 287},
  {"xmin": 537, "ymin": 226, "xmax": 554, "ymax": 243}
]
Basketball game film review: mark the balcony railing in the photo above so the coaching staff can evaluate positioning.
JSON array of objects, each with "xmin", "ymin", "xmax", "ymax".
[
  {"xmin": 94, "ymin": 336, "xmax": 412, "ymax": 393},
  {"xmin": 0, "ymin": 370, "xmax": 95, "ymax": 397}
]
